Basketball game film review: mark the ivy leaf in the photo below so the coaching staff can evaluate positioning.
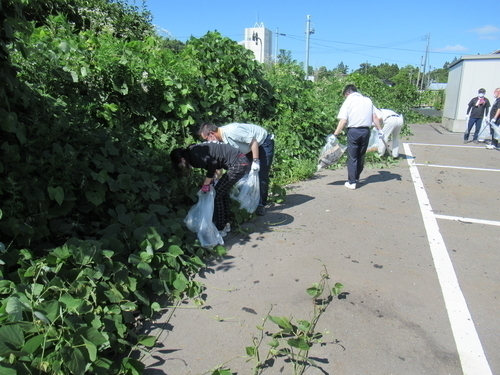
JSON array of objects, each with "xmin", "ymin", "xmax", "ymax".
[
  {"xmin": 287, "ymin": 338, "xmax": 311, "ymax": 351},
  {"xmin": 137, "ymin": 335, "xmax": 156, "ymax": 347},
  {"xmin": 5, "ymin": 296, "xmax": 22, "ymax": 321},
  {"xmin": 120, "ymin": 358, "xmax": 145, "ymax": 375},
  {"xmin": 333, "ymin": 283, "xmax": 344, "ymax": 296},
  {"xmin": 0, "ymin": 363, "xmax": 17, "ymax": 375},
  {"xmin": 22, "ymin": 334, "xmax": 44, "ymax": 354},
  {"xmin": 85, "ymin": 189, "xmax": 105, "ymax": 207},
  {"xmin": 268, "ymin": 315, "xmax": 293, "ymax": 332},
  {"xmin": 0, "ymin": 324, "xmax": 24, "ymax": 355},
  {"xmin": 83, "ymin": 337, "xmax": 97, "ymax": 362},
  {"xmin": 137, "ymin": 261, "xmax": 153, "ymax": 277},
  {"xmin": 48, "ymin": 186, "xmax": 65, "ymax": 205},
  {"xmin": 64, "ymin": 347, "xmax": 86, "ymax": 375},
  {"xmin": 267, "ymin": 338, "xmax": 279, "ymax": 348},
  {"xmin": 168, "ymin": 245, "xmax": 183, "ymax": 257}
]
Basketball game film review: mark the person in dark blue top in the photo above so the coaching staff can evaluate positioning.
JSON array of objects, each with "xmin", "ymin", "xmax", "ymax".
[
  {"xmin": 171, "ymin": 142, "xmax": 250, "ymax": 234},
  {"xmin": 465, "ymin": 88, "xmax": 490, "ymax": 143}
]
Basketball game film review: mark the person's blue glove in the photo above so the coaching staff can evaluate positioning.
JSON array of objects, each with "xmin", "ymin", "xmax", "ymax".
[{"xmin": 378, "ymin": 130, "xmax": 384, "ymax": 140}]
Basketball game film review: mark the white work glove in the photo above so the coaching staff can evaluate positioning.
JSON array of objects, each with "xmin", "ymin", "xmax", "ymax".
[
  {"xmin": 251, "ymin": 159, "xmax": 260, "ymax": 171},
  {"xmin": 326, "ymin": 134, "xmax": 337, "ymax": 144},
  {"xmin": 378, "ymin": 130, "xmax": 384, "ymax": 140},
  {"xmin": 490, "ymin": 119, "xmax": 497, "ymax": 126}
]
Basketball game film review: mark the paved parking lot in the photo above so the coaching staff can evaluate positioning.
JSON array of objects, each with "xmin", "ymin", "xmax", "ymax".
[{"xmin": 143, "ymin": 123, "xmax": 499, "ymax": 375}]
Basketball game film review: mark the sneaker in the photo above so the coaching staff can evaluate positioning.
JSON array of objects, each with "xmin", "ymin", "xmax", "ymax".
[
  {"xmin": 473, "ymin": 140, "xmax": 479, "ymax": 144},
  {"xmin": 255, "ymin": 206, "xmax": 266, "ymax": 216},
  {"xmin": 463, "ymin": 140, "xmax": 469, "ymax": 144},
  {"xmin": 344, "ymin": 181, "xmax": 356, "ymax": 190},
  {"xmin": 222, "ymin": 223, "xmax": 231, "ymax": 234},
  {"xmin": 486, "ymin": 144, "xmax": 497, "ymax": 150}
]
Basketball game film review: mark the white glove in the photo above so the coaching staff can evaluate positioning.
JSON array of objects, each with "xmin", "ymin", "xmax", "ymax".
[
  {"xmin": 251, "ymin": 160, "xmax": 260, "ymax": 171},
  {"xmin": 490, "ymin": 119, "xmax": 497, "ymax": 126},
  {"xmin": 326, "ymin": 134, "xmax": 337, "ymax": 144}
]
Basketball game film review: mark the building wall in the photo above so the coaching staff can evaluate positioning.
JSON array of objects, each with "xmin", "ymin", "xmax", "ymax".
[
  {"xmin": 442, "ymin": 55, "xmax": 500, "ymax": 132},
  {"xmin": 243, "ymin": 23, "xmax": 272, "ymax": 63}
]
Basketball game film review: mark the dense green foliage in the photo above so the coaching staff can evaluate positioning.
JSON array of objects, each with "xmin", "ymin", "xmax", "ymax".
[{"xmin": 0, "ymin": 1, "xmax": 437, "ymax": 374}]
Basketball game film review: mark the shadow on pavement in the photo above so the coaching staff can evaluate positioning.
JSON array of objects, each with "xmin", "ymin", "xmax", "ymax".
[
  {"xmin": 198, "ymin": 193, "xmax": 315, "ymax": 274},
  {"xmin": 328, "ymin": 170, "xmax": 402, "ymax": 188}
]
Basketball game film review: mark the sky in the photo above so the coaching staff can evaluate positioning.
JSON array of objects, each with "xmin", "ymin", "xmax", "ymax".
[{"xmin": 130, "ymin": 0, "xmax": 500, "ymax": 73}]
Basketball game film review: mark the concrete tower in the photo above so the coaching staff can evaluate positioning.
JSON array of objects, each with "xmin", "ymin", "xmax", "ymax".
[{"xmin": 242, "ymin": 22, "xmax": 272, "ymax": 63}]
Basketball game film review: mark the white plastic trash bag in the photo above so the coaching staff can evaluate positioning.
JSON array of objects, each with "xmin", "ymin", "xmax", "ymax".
[
  {"xmin": 491, "ymin": 123, "xmax": 500, "ymax": 140},
  {"xmin": 230, "ymin": 169, "xmax": 260, "ymax": 213},
  {"xmin": 317, "ymin": 135, "xmax": 347, "ymax": 171},
  {"xmin": 478, "ymin": 119, "xmax": 490, "ymax": 142},
  {"xmin": 184, "ymin": 186, "xmax": 224, "ymax": 248},
  {"xmin": 366, "ymin": 127, "xmax": 379, "ymax": 152}
]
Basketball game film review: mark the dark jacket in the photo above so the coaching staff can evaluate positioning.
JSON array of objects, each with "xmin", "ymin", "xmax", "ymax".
[
  {"xmin": 467, "ymin": 96, "xmax": 490, "ymax": 118},
  {"xmin": 490, "ymin": 98, "xmax": 500, "ymax": 125},
  {"xmin": 187, "ymin": 142, "xmax": 248, "ymax": 178}
]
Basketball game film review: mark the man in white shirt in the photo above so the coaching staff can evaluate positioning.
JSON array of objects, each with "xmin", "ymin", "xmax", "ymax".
[
  {"xmin": 198, "ymin": 123, "xmax": 274, "ymax": 215},
  {"xmin": 331, "ymin": 85, "xmax": 383, "ymax": 190},
  {"xmin": 375, "ymin": 108, "xmax": 404, "ymax": 158}
]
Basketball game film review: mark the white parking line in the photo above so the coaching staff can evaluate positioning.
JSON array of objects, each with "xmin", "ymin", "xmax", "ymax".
[
  {"xmin": 435, "ymin": 214, "xmax": 500, "ymax": 227},
  {"xmin": 415, "ymin": 164, "xmax": 500, "ymax": 173},
  {"xmin": 403, "ymin": 143, "xmax": 493, "ymax": 375},
  {"xmin": 407, "ymin": 142, "xmax": 488, "ymax": 148}
]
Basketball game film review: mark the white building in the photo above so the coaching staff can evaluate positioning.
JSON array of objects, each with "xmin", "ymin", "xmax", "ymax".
[
  {"xmin": 442, "ymin": 53, "xmax": 500, "ymax": 132},
  {"xmin": 240, "ymin": 22, "xmax": 272, "ymax": 64}
]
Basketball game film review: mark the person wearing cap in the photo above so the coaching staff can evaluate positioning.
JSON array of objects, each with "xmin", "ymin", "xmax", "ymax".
[
  {"xmin": 464, "ymin": 88, "xmax": 490, "ymax": 144},
  {"xmin": 198, "ymin": 122, "xmax": 274, "ymax": 216}
]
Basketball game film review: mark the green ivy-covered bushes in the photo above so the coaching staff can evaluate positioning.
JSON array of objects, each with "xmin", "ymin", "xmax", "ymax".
[{"xmin": 0, "ymin": 1, "xmax": 432, "ymax": 374}]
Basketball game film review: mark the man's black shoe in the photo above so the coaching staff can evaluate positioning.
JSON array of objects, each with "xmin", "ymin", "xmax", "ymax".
[{"xmin": 255, "ymin": 206, "xmax": 266, "ymax": 216}]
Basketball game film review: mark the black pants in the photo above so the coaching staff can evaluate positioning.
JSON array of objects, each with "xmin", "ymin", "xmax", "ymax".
[
  {"xmin": 213, "ymin": 155, "xmax": 250, "ymax": 230},
  {"xmin": 346, "ymin": 127, "xmax": 371, "ymax": 184}
]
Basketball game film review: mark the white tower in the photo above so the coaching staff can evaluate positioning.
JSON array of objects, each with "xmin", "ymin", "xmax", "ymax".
[{"xmin": 242, "ymin": 22, "xmax": 272, "ymax": 63}]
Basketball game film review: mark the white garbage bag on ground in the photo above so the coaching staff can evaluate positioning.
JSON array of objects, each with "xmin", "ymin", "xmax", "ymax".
[
  {"xmin": 184, "ymin": 186, "xmax": 224, "ymax": 248},
  {"xmin": 478, "ymin": 119, "xmax": 490, "ymax": 142}
]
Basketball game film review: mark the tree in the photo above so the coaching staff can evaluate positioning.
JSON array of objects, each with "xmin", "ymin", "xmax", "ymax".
[
  {"xmin": 376, "ymin": 63, "xmax": 399, "ymax": 80},
  {"xmin": 356, "ymin": 62, "xmax": 376, "ymax": 75},
  {"xmin": 277, "ymin": 49, "xmax": 294, "ymax": 65},
  {"xmin": 332, "ymin": 61, "xmax": 349, "ymax": 75},
  {"xmin": 315, "ymin": 66, "xmax": 332, "ymax": 80},
  {"xmin": 391, "ymin": 65, "xmax": 419, "ymax": 86}
]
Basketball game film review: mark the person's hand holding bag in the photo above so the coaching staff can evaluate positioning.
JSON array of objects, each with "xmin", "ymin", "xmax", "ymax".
[
  {"xmin": 251, "ymin": 159, "xmax": 260, "ymax": 172},
  {"xmin": 200, "ymin": 184, "xmax": 211, "ymax": 193}
]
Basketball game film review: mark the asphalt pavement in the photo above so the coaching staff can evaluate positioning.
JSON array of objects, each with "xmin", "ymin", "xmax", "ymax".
[{"xmin": 140, "ymin": 123, "xmax": 500, "ymax": 375}]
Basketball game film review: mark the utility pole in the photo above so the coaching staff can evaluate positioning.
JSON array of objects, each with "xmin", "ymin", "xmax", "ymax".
[
  {"xmin": 275, "ymin": 28, "xmax": 286, "ymax": 64},
  {"xmin": 421, "ymin": 33, "xmax": 430, "ymax": 90},
  {"xmin": 416, "ymin": 55, "xmax": 423, "ymax": 90},
  {"xmin": 304, "ymin": 15, "xmax": 314, "ymax": 79}
]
